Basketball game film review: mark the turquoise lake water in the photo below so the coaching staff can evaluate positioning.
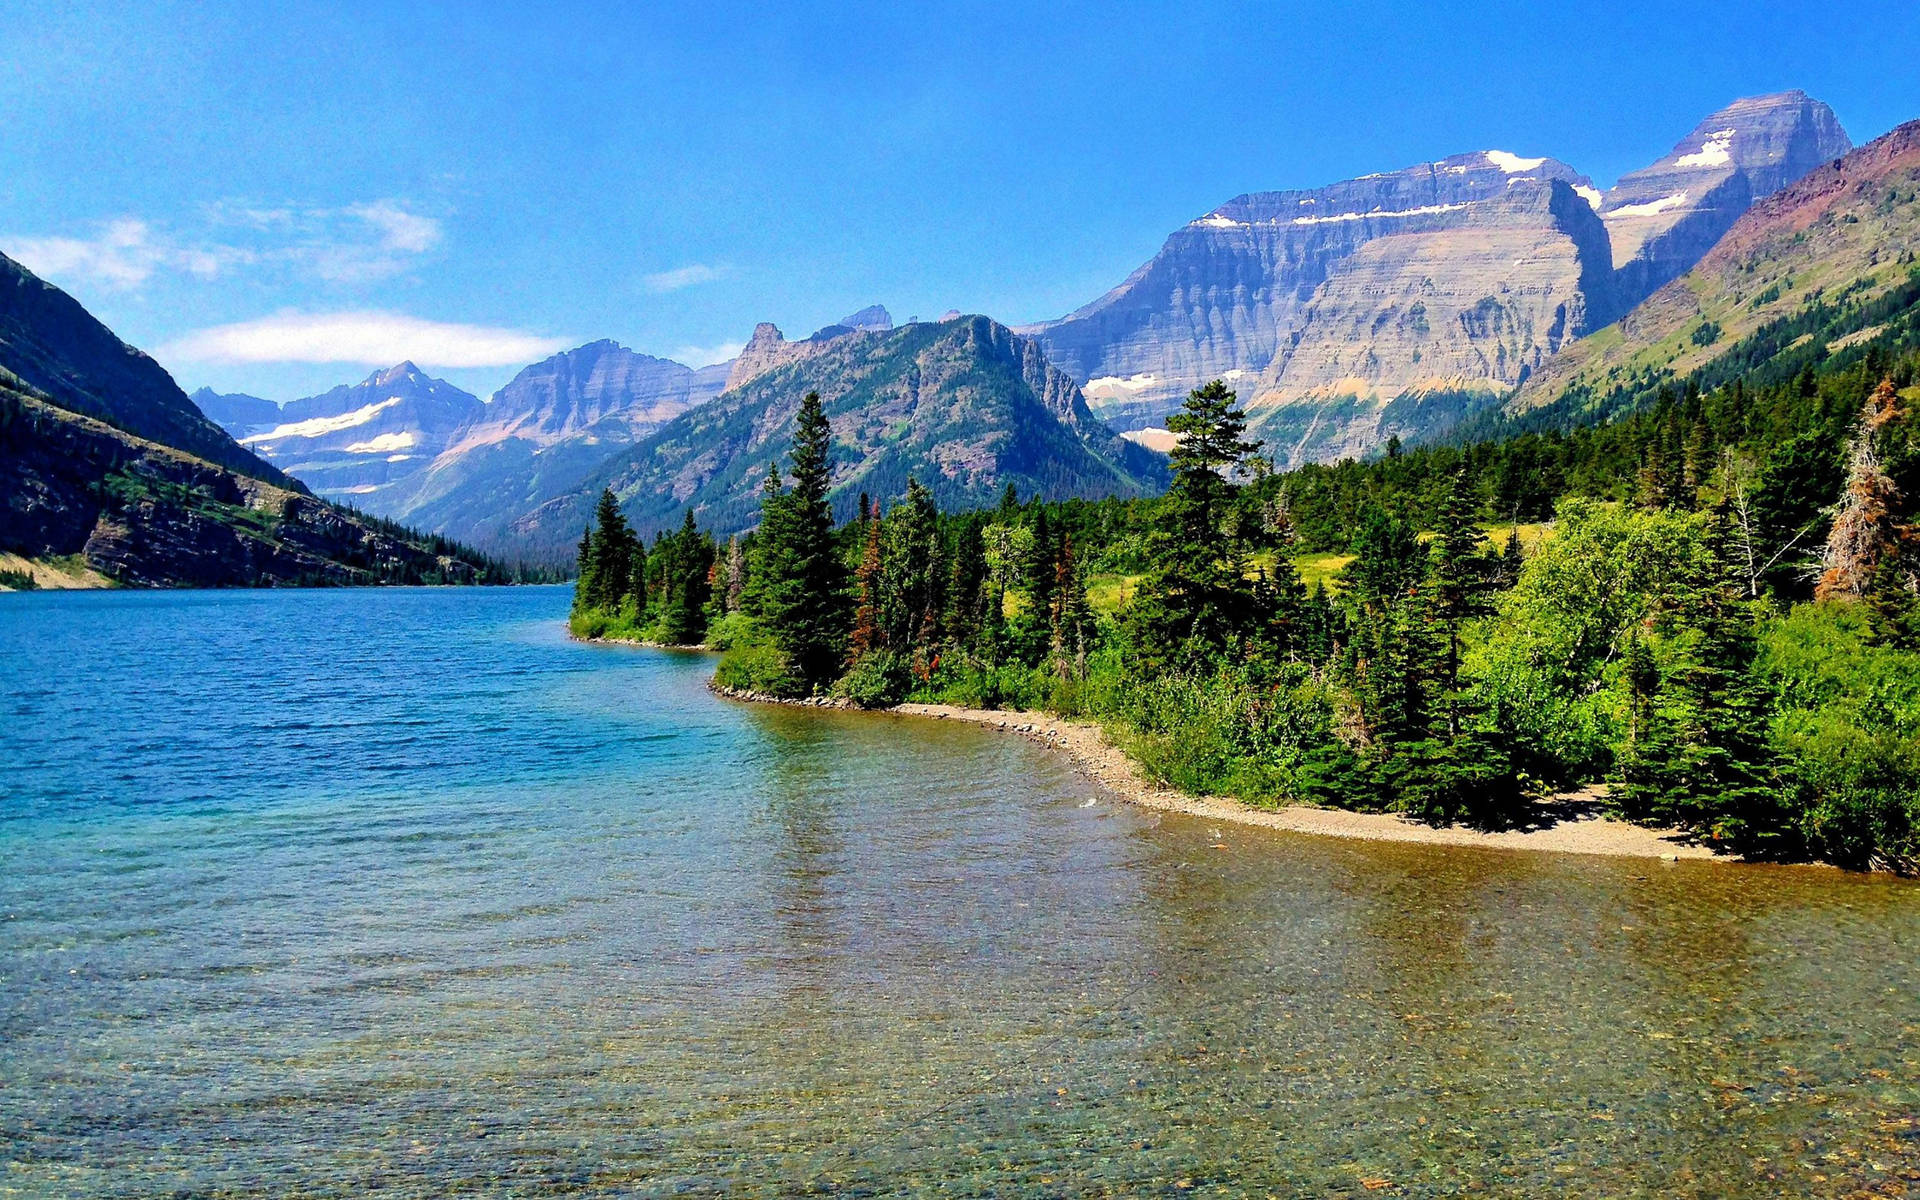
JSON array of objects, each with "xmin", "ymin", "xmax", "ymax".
[{"xmin": 2, "ymin": 586, "xmax": 1917, "ymax": 1197}]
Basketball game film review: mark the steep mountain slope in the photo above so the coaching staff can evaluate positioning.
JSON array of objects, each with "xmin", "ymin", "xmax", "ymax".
[
  {"xmin": 1022, "ymin": 151, "xmax": 1602, "ymax": 429},
  {"xmin": 1602, "ymin": 91, "xmax": 1852, "ymax": 308},
  {"xmin": 0, "ymin": 274, "xmax": 501, "ymax": 587},
  {"xmin": 1243, "ymin": 175, "xmax": 1616, "ymax": 464},
  {"xmin": 1514, "ymin": 120, "xmax": 1920, "ymax": 416},
  {"xmin": 238, "ymin": 363, "xmax": 482, "ymax": 502},
  {"xmin": 0, "ymin": 253, "xmax": 293, "ymax": 485},
  {"xmin": 512, "ymin": 315, "xmax": 1165, "ymax": 551},
  {"xmin": 191, "ymin": 387, "xmax": 280, "ymax": 438}
]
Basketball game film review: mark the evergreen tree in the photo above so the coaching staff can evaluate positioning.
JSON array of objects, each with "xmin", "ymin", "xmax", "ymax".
[
  {"xmin": 879, "ymin": 479, "xmax": 941, "ymax": 654},
  {"xmin": 1427, "ymin": 471, "xmax": 1490, "ymax": 735},
  {"xmin": 849, "ymin": 513, "xmax": 883, "ymax": 659},
  {"xmin": 661, "ymin": 510, "xmax": 712, "ymax": 645},
  {"xmin": 1127, "ymin": 380, "xmax": 1263, "ymax": 671},
  {"xmin": 1051, "ymin": 534, "xmax": 1096, "ymax": 669},
  {"xmin": 585, "ymin": 488, "xmax": 636, "ymax": 612},
  {"xmin": 1617, "ymin": 504, "xmax": 1783, "ymax": 852},
  {"xmin": 944, "ymin": 520, "xmax": 988, "ymax": 647},
  {"xmin": 752, "ymin": 393, "xmax": 850, "ymax": 691}
]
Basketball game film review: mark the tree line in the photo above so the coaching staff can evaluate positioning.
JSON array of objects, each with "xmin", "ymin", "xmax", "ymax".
[{"xmin": 573, "ymin": 342, "xmax": 1920, "ymax": 868}]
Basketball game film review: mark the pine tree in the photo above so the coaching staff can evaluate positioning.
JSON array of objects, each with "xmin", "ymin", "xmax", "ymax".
[
  {"xmin": 849, "ymin": 512, "xmax": 883, "ymax": 659},
  {"xmin": 878, "ymin": 479, "xmax": 941, "ymax": 653},
  {"xmin": 1126, "ymin": 380, "xmax": 1263, "ymax": 671},
  {"xmin": 944, "ymin": 520, "xmax": 988, "ymax": 647},
  {"xmin": 1051, "ymin": 534, "xmax": 1096, "ymax": 670},
  {"xmin": 1427, "ymin": 471, "xmax": 1489, "ymax": 735},
  {"xmin": 1617, "ymin": 504, "xmax": 1783, "ymax": 851},
  {"xmin": 572, "ymin": 525, "xmax": 596, "ymax": 614},
  {"xmin": 584, "ymin": 488, "xmax": 636, "ymax": 613},
  {"xmin": 752, "ymin": 393, "xmax": 850, "ymax": 691},
  {"xmin": 661, "ymin": 510, "xmax": 712, "ymax": 645}
]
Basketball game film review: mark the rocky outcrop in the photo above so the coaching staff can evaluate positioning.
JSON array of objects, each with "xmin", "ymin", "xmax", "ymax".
[
  {"xmin": 724, "ymin": 307, "xmax": 894, "ymax": 391},
  {"xmin": 1602, "ymin": 91, "xmax": 1852, "ymax": 309},
  {"xmin": 512, "ymin": 314, "xmax": 1166, "ymax": 547},
  {"xmin": 1022, "ymin": 151, "xmax": 1600, "ymax": 429},
  {"xmin": 1245, "ymin": 177, "xmax": 1618, "ymax": 463}
]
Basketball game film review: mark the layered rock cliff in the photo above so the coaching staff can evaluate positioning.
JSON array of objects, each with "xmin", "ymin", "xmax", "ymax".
[
  {"xmin": 1245, "ymin": 176, "xmax": 1618, "ymax": 463},
  {"xmin": 1022, "ymin": 151, "xmax": 1600, "ymax": 429}
]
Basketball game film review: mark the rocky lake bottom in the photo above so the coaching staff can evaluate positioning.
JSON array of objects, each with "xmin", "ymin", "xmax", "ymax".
[{"xmin": 2, "ymin": 586, "xmax": 1916, "ymax": 1197}]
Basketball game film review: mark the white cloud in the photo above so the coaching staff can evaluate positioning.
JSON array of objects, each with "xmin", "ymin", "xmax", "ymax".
[
  {"xmin": 645, "ymin": 263, "xmax": 727, "ymax": 292},
  {"xmin": 672, "ymin": 340, "xmax": 746, "ymax": 367},
  {"xmin": 347, "ymin": 202, "xmax": 441, "ymax": 253},
  {"xmin": 4, "ymin": 199, "xmax": 445, "ymax": 292},
  {"xmin": 4, "ymin": 218, "xmax": 250, "ymax": 290},
  {"xmin": 161, "ymin": 311, "xmax": 570, "ymax": 368}
]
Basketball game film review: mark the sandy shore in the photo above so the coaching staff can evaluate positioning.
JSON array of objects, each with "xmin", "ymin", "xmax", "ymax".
[{"xmin": 887, "ymin": 702, "xmax": 1723, "ymax": 862}]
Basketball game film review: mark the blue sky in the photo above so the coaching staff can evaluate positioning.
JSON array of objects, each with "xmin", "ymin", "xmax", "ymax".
[{"xmin": 4, "ymin": 0, "xmax": 1917, "ymax": 402}]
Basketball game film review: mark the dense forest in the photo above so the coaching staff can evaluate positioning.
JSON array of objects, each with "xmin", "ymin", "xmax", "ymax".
[{"xmin": 572, "ymin": 331, "xmax": 1920, "ymax": 870}]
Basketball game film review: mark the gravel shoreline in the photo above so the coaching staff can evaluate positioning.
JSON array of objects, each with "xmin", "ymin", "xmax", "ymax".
[{"xmin": 706, "ymin": 681, "xmax": 1723, "ymax": 862}]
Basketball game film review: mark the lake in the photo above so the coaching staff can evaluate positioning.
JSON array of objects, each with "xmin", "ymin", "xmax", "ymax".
[{"xmin": 2, "ymin": 586, "xmax": 1916, "ymax": 1197}]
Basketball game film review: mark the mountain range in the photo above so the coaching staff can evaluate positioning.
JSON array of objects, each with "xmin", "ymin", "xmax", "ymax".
[
  {"xmin": 12, "ymin": 88, "xmax": 1906, "ymax": 584},
  {"xmin": 1021, "ymin": 90, "xmax": 1852, "ymax": 461}
]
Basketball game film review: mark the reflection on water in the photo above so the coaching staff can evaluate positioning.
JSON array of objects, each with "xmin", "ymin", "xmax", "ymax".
[{"xmin": 1, "ymin": 587, "xmax": 1916, "ymax": 1197}]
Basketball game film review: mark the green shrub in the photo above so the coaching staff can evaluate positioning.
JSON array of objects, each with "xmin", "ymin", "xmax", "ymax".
[
  {"xmin": 837, "ymin": 650, "xmax": 913, "ymax": 708},
  {"xmin": 715, "ymin": 642, "xmax": 804, "ymax": 698},
  {"xmin": 703, "ymin": 611, "xmax": 759, "ymax": 652}
]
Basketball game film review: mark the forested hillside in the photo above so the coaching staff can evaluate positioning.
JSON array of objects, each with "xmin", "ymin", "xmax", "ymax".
[{"xmin": 572, "ymin": 312, "xmax": 1920, "ymax": 868}]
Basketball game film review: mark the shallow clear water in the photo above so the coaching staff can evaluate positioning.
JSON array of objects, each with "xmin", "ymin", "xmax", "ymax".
[{"xmin": 2, "ymin": 586, "xmax": 1917, "ymax": 1198}]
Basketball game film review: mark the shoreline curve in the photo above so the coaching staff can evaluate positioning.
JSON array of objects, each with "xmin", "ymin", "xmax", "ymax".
[{"xmin": 706, "ymin": 680, "xmax": 1734, "ymax": 864}]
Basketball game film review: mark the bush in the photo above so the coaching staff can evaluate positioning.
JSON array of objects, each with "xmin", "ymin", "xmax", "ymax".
[
  {"xmin": 1760, "ymin": 604, "xmax": 1920, "ymax": 869},
  {"xmin": 703, "ymin": 611, "xmax": 759, "ymax": 652},
  {"xmin": 837, "ymin": 650, "xmax": 913, "ymax": 708},
  {"xmin": 1100, "ymin": 663, "xmax": 1337, "ymax": 806},
  {"xmin": 715, "ymin": 642, "xmax": 804, "ymax": 698}
]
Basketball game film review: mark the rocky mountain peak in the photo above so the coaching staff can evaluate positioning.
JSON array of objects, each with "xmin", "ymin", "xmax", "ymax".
[
  {"xmin": 1602, "ymin": 91, "xmax": 1852, "ymax": 306},
  {"xmin": 837, "ymin": 304, "xmax": 893, "ymax": 332}
]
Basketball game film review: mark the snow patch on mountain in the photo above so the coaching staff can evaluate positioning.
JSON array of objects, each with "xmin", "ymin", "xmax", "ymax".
[
  {"xmin": 343, "ymin": 430, "xmax": 417, "ymax": 454},
  {"xmin": 241, "ymin": 397, "xmax": 402, "ymax": 443},
  {"xmin": 1485, "ymin": 150, "xmax": 1547, "ymax": 173},
  {"xmin": 1607, "ymin": 191, "xmax": 1692, "ymax": 218}
]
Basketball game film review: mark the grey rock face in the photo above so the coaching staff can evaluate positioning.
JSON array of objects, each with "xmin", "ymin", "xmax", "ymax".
[
  {"xmin": 1023, "ymin": 151, "xmax": 1597, "ymax": 428},
  {"xmin": 1603, "ymin": 91, "xmax": 1852, "ymax": 308}
]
